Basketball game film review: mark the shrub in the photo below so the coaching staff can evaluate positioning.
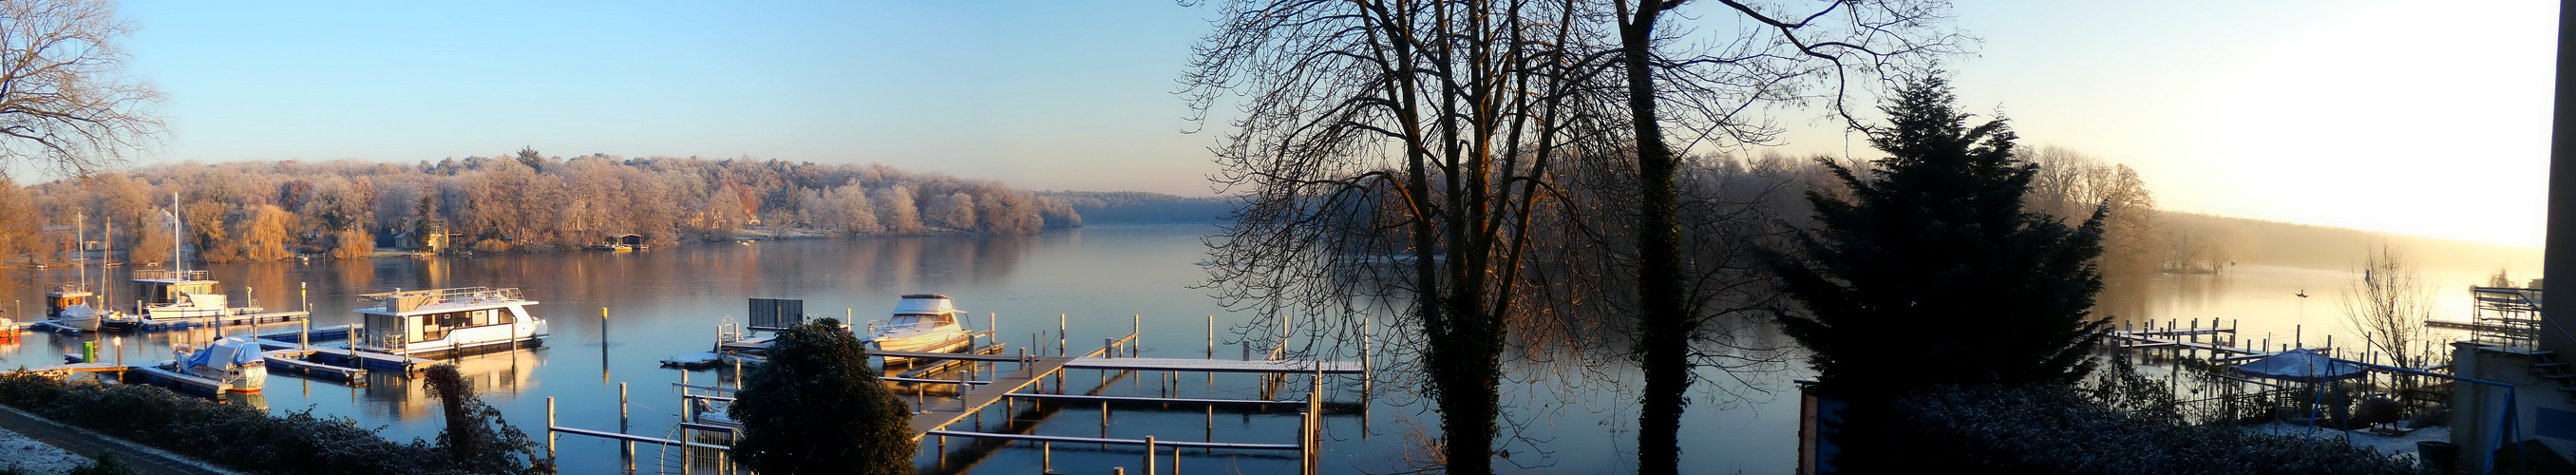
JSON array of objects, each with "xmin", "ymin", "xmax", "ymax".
[
  {"xmin": 63, "ymin": 452, "xmax": 138, "ymax": 475},
  {"xmin": 0, "ymin": 371, "xmax": 548, "ymax": 474},
  {"xmin": 1892, "ymin": 385, "xmax": 2426, "ymax": 474}
]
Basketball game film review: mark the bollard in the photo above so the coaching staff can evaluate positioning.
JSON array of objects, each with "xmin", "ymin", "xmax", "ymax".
[{"xmin": 1144, "ymin": 435, "xmax": 1158, "ymax": 475}]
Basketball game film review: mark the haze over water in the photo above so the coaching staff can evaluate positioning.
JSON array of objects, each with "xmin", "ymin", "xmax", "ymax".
[{"xmin": 0, "ymin": 223, "xmax": 2536, "ymax": 473}]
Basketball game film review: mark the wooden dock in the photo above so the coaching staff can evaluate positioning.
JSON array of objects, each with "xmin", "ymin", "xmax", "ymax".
[
  {"xmin": 249, "ymin": 324, "xmax": 356, "ymax": 342},
  {"xmin": 1063, "ymin": 356, "xmax": 1364, "ymax": 374},
  {"xmin": 124, "ymin": 364, "xmax": 230, "ymax": 393},
  {"xmin": 106, "ymin": 311, "xmax": 311, "ymax": 332},
  {"xmin": 290, "ymin": 346, "xmax": 436, "ymax": 373},
  {"xmin": 907, "ymin": 355, "xmax": 1075, "ymax": 441},
  {"xmin": 19, "ymin": 361, "xmax": 125, "ymax": 375},
  {"xmin": 262, "ymin": 354, "xmax": 368, "ymax": 380}
]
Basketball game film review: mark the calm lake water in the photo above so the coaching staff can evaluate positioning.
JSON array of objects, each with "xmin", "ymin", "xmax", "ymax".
[{"xmin": 0, "ymin": 223, "xmax": 2537, "ymax": 473}]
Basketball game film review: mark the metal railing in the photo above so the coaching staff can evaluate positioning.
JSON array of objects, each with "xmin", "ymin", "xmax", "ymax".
[{"xmin": 131, "ymin": 269, "xmax": 210, "ymax": 281}]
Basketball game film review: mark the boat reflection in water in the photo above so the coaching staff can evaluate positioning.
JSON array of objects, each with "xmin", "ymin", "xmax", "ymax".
[
  {"xmin": 219, "ymin": 390, "xmax": 268, "ymax": 412},
  {"xmin": 356, "ymin": 347, "xmax": 540, "ymax": 421}
]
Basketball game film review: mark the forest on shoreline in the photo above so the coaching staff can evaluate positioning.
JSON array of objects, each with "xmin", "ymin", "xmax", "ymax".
[{"xmin": 0, "ymin": 150, "xmax": 1091, "ymax": 263}]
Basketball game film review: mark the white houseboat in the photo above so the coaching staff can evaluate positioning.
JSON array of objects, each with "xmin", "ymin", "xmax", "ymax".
[
  {"xmin": 867, "ymin": 294, "xmax": 975, "ymax": 358},
  {"xmin": 121, "ymin": 270, "xmax": 264, "ymax": 325},
  {"xmin": 351, "ymin": 287, "xmax": 549, "ymax": 358}
]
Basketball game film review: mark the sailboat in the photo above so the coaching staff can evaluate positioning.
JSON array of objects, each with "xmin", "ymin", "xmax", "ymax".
[
  {"xmin": 110, "ymin": 195, "xmax": 264, "ymax": 330},
  {"xmin": 47, "ymin": 213, "xmax": 103, "ymax": 332}
]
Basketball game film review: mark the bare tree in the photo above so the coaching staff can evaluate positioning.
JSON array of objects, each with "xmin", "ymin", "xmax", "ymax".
[
  {"xmin": 872, "ymin": 185, "xmax": 922, "ymax": 235},
  {"xmin": 2341, "ymin": 244, "xmax": 2434, "ymax": 368},
  {"xmin": 0, "ymin": 0, "xmax": 163, "ymax": 177},
  {"xmin": 1184, "ymin": 1, "xmax": 1610, "ymax": 471}
]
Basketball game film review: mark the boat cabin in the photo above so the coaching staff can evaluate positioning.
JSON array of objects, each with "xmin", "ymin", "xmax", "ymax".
[
  {"xmin": 353, "ymin": 287, "xmax": 547, "ymax": 355},
  {"xmin": 44, "ymin": 285, "xmax": 92, "ymax": 318},
  {"xmin": 886, "ymin": 294, "xmax": 964, "ymax": 332},
  {"xmin": 132, "ymin": 269, "xmax": 224, "ymax": 310}
]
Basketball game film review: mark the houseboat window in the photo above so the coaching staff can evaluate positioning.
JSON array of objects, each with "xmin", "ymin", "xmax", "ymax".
[
  {"xmin": 365, "ymin": 313, "xmax": 403, "ymax": 349},
  {"xmin": 422, "ymin": 311, "xmax": 478, "ymax": 341}
]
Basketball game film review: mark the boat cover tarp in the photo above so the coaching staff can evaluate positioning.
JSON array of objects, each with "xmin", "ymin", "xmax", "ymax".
[
  {"xmin": 2231, "ymin": 349, "xmax": 2366, "ymax": 382},
  {"xmin": 183, "ymin": 336, "xmax": 263, "ymax": 370}
]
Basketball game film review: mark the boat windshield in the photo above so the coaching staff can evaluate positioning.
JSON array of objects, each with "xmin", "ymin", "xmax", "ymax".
[{"xmin": 884, "ymin": 314, "xmax": 950, "ymax": 332}]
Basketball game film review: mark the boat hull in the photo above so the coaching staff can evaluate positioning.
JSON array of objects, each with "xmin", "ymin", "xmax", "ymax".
[{"xmin": 870, "ymin": 333, "xmax": 974, "ymax": 361}]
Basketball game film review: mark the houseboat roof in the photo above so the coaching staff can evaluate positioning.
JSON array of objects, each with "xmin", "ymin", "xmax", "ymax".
[
  {"xmin": 893, "ymin": 294, "xmax": 960, "ymax": 315},
  {"xmin": 356, "ymin": 287, "xmax": 538, "ymax": 315}
]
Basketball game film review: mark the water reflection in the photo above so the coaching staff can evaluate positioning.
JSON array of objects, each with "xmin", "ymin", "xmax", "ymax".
[{"xmin": 0, "ymin": 224, "xmax": 2524, "ymax": 474}]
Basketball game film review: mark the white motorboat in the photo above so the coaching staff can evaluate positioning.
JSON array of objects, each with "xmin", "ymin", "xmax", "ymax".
[
  {"xmin": 351, "ymin": 287, "xmax": 549, "ymax": 358},
  {"xmin": 174, "ymin": 336, "xmax": 267, "ymax": 393},
  {"xmin": 866, "ymin": 294, "xmax": 975, "ymax": 359}
]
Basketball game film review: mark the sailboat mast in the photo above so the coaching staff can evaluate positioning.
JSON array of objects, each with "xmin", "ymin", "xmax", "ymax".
[
  {"xmin": 102, "ymin": 218, "xmax": 111, "ymax": 308},
  {"xmin": 171, "ymin": 193, "xmax": 182, "ymax": 273},
  {"xmin": 75, "ymin": 212, "xmax": 85, "ymax": 290}
]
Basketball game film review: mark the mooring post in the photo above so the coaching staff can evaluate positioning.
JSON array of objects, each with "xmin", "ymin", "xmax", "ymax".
[
  {"xmin": 545, "ymin": 397, "xmax": 557, "ymax": 458},
  {"xmin": 1144, "ymin": 435, "xmax": 1158, "ymax": 475},
  {"xmin": 1206, "ymin": 315, "xmax": 1215, "ymax": 358},
  {"xmin": 1133, "ymin": 314, "xmax": 1142, "ymax": 357},
  {"xmin": 1059, "ymin": 314, "xmax": 1068, "ymax": 356},
  {"xmin": 1043, "ymin": 441, "xmax": 1053, "ymax": 472},
  {"xmin": 1106, "ymin": 338, "xmax": 1115, "ymax": 359}
]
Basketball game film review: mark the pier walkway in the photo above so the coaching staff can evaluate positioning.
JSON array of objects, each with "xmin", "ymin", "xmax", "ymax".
[
  {"xmin": 906, "ymin": 355, "xmax": 1077, "ymax": 440},
  {"xmin": 106, "ymin": 311, "xmax": 310, "ymax": 332}
]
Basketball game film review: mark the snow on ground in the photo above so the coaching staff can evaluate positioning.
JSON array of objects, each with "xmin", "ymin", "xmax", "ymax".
[
  {"xmin": 2251, "ymin": 421, "xmax": 2451, "ymax": 465},
  {"xmin": 0, "ymin": 426, "xmax": 90, "ymax": 475}
]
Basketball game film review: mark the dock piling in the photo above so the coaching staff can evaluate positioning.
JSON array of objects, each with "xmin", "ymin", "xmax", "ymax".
[
  {"xmin": 546, "ymin": 397, "xmax": 557, "ymax": 458},
  {"xmin": 1145, "ymin": 435, "xmax": 1158, "ymax": 475},
  {"xmin": 1059, "ymin": 314, "xmax": 1068, "ymax": 356}
]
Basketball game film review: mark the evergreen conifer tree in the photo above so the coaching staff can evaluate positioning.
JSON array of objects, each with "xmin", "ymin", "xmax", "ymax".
[
  {"xmin": 1769, "ymin": 74, "xmax": 2112, "ymax": 396},
  {"xmin": 729, "ymin": 317, "xmax": 916, "ymax": 475}
]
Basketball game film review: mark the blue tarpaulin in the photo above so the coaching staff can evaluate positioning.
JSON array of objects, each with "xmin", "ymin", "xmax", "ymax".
[
  {"xmin": 182, "ymin": 336, "xmax": 263, "ymax": 370},
  {"xmin": 2231, "ymin": 349, "xmax": 2367, "ymax": 382}
]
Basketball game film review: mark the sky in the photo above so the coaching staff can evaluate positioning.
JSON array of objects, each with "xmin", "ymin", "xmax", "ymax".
[{"xmin": 106, "ymin": 0, "xmax": 2557, "ymax": 248}]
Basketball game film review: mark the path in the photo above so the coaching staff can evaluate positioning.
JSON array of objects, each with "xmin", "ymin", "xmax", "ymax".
[{"xmin": 0, "ymin": 406, "xmax": 229, "ymax": 475}]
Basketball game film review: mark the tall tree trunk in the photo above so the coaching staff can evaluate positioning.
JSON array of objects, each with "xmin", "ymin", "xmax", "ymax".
[{"xmin": 1621, "ymin": 2, "xmax": 1691, "ymax": 474}]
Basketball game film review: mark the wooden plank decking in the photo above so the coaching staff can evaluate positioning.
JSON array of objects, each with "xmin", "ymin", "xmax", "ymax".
[
  {"xmin": 107, "ymin": 311, "xmax": 310, "ymax": 332},
  {"xmin": 1063, "ymin": 357, "xmax": 1363, "ymax": 374},
  {"xmin": 907, "ymin": 355, "xmax": 1074, "ymax": 441}
]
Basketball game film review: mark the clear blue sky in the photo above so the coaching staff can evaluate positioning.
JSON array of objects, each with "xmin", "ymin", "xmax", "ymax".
[{"xmin": 119, "ymin": 0, "xmax": 2555, "ymax": 247}]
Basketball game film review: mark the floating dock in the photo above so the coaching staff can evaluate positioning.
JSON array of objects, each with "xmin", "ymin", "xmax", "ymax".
[
  {"xmin": 125, "ymin": 364, "xmax": 229, "ymax": 393},
  {"xmin": 106, "ymin": 311, "xmax": 311, "ymax": 332}
]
